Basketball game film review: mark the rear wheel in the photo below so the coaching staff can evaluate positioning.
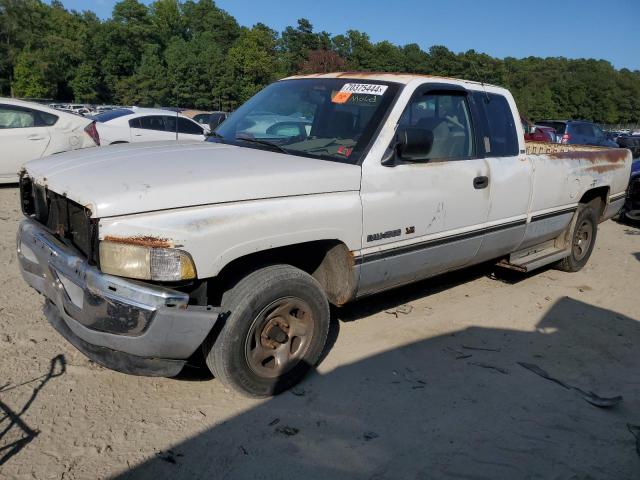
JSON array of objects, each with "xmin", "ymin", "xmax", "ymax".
[
  {"xmin": 202, "ymin": 265, "xmax": 330, "ymax": 397},
  {"xmin": 555, "ymin": 203, "xmax": 598, "ymax": 272}
]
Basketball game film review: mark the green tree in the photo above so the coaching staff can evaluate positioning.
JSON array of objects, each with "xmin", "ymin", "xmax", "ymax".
[
  {"xmin": 226, "ymin": 24, "xmax": 283, "ymax": 102},
  {"xmin": 12, "ymin": 49, "xmax": 55, "ymax": 98},
  {"xmin": 70, "ymin": 62, "xmax": 101, "ymax": 102}
]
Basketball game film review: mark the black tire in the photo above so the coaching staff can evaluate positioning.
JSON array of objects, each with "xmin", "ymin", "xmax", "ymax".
[
  {"xmin": 202, "ymin": 265, "xmax": 330, "ymax": 397},
  {"xmin": 555, "ymin": 204, "xmax": 598, "ymax": 272}
]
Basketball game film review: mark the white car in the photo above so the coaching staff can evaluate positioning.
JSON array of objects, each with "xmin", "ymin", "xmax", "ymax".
[
  {"xmin": 0, "ymin": 98, "xmax": 99, "ymax": 184},
  {"xmin": 93, "ymin": 108, "xmax": 209, "ymax": 145}
]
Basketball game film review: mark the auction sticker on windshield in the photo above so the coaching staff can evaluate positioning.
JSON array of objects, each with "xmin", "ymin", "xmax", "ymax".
[{"xmin": 332, "ymin": 83, "xmax": 388, "ymax": 104}]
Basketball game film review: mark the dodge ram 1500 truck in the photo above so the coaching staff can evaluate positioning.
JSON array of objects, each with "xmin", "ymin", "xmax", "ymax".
[{"xmin": 17, "ymin": 73, "xmax": 632, "ymax": 397}]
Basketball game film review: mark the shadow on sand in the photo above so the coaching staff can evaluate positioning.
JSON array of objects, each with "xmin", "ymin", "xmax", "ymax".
[
  {"xmin": 116, "ymin": 294, "xmax": 639, "ymax": 479},
  {"xmin": 0, "ymin": 355, "xmax": 66, "ymax": 466}
]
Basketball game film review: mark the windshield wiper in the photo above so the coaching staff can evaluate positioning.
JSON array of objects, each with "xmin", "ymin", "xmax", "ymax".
[{"xmin": 235, "ymin": 134, "xmax": 289, "ymax": 154}]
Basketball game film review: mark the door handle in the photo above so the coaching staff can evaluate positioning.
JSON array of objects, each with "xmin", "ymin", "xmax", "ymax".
[
  {"xmin": 27, "ymin": 134, "xmax": 45, "ymax": 140},
  {"xmin": 473, "ymin": 176, "xmax": 489, "ymax": 189}
]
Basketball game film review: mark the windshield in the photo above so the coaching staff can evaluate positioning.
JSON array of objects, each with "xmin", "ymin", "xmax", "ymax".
[
  {"xmin": 536, "ymin": 121, "xmax": 567, "ymax": 135},
  {"xmin": 212, "ymin": 78, "xmax": 400, "ymax": 163}
]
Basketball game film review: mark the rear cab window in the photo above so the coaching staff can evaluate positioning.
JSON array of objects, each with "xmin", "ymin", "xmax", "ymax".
[{"xmin": 472, "ymin": 92, "xmax": 518, "ymax": 157}]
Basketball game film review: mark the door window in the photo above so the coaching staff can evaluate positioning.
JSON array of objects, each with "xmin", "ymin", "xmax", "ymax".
[
  {"xmin": 163, "ymin": 116, "xmax": 177, "ymax": 133},
  {"xmin": 138, "ymin": 116, "xmax": 166, "ymax": 131},
  {"xmin": 398, "ymin": 92, "xmax": 475, "ymax": 160},
  {"xmin": 0, "ymin": 105, "xmax": 36, "ymax": 128},
  {"xmin": 177, "ymin": 117, "xmax": 204, "ymax": 135}
]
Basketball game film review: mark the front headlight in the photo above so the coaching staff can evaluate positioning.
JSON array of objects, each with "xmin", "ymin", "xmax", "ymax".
[{"xmin": 99, "ymin": 241, "xmax": 196, "ymax": 281}]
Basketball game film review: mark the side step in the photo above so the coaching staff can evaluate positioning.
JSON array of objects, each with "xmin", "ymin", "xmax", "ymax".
[{"xmin": 497, "ymin": 243, "xmax": 570, "ymax": 273}]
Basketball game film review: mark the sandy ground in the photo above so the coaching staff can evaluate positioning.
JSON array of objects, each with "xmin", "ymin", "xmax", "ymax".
[{"xmin": 0, "ymin": 184, "xmax": 639, "ymax": 480}]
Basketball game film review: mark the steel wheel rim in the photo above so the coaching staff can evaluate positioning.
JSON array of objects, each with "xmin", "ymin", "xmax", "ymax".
[
  {"xmin": 244, "ymin": 297, "xmax": 315, "ymax": 378},
  {"xmin": 572, "ymin": 220, "xmax": 593, "ymax": 261}
]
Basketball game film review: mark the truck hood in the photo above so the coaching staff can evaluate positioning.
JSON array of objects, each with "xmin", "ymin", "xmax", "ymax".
[{"xmin": 24, "ymin": 141, "xmax": 362, "ymax": 218}]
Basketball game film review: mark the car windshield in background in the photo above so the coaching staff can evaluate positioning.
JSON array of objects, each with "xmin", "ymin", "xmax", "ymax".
[
  {"xmin": 212, "ymin": 79, "xmax": 400, "ymax": 163},
  {"xmin": 90, "ymin": 108, "xmax": 134, "ymax": 123},
  {"xmin": 536, "ymin": 121, "xmax": 567, "ymax": 135}
]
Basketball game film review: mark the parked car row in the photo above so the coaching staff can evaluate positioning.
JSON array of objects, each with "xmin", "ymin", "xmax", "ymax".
[{"xmin": 0, "ymin": 98, "xmax": 99, "ymax": 183}]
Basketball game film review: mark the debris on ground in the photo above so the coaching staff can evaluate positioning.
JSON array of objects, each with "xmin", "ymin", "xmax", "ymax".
[
  {"xmin": 290, "ymin": 386, "xmax": 306, "ymax": 396},
  {"xmin": 468, "ymin": 362, "xmax": 510, "ymax": 375},
  {"xmin": 444, "ymin": 347, "xmax": 472, "ymax": 360},
  {"xmin": 384, "ymin": 304, "xmax": 414, "ymax": 317},
  {"xmin": 363, "ymin": 431, "xmax": 379, "ymax": 441},
  {"xmin": 275, "ymin": 426, "xmax": 299, "ymax": 436},
  {"xmin": 462, "ymin": 345, "xmax": 501, "ymax": 352},
  {"xmin": 518, "ymin": 362, "xmax": 623, "ymax": 408}
]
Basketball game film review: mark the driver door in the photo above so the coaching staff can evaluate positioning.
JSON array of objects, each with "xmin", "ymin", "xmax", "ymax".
[{"xmin": 358, "ymin": 86, "xmax": 491, "ymax": 296}]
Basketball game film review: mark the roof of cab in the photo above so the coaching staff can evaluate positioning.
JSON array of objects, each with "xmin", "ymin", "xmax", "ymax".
[{"xmin": 282, "ymin": 71, "xmax": 497, "ymax": 88}]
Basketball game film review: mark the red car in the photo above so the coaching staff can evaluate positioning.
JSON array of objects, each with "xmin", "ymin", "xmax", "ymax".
[{"xmin": 521, "ymin": 117, "xmax": 556, "ymax": 142}]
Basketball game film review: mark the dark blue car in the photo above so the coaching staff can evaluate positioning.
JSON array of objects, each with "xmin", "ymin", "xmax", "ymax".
[
  {"xmin": 536, "ymin": 120, "xmax": 619, "ymax": 148},
  {"xmin": 621, "ymin": 159, "xmax": 640, "ymax": 222}
]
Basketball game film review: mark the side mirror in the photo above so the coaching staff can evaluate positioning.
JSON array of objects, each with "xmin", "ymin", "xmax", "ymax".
[
  {"xmin": 397, "ymin": 126, "xmax": 434, "ymax": 162},
  {"xmin": 382, "ymin": 126, "xmax": 434, "ymax": 166},
  {"xmin": 530, "ymin": 125, "xmax": 537, "ymax": 134}
]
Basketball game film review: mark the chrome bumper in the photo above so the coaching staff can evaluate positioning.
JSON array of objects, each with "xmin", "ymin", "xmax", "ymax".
[{"xmin": 17, "ymin": 219, "xmax": 221, "ymax": 369}]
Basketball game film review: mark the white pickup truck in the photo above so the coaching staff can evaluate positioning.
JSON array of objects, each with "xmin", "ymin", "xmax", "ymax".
[{"xmin": 17, "ymin": 73, "xmax": 632, "ymax": 397}]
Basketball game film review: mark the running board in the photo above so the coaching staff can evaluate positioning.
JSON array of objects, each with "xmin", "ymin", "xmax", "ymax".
[{"xmin": 497, "ymin": 247, "xmax": 571, "ymax": 273}]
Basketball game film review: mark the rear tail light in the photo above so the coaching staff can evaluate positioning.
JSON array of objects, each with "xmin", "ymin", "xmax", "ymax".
[
  {"xmin": 84, "ymin": 121, "xmax": 100, "ymax": 146},
  {"xmin": 561, "ymin": 133, "xmax": 570, "ymax": 144}
]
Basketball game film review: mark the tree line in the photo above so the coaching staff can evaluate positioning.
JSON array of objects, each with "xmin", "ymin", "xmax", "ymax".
[{"xmin": 1, "ymin": 0, "xmax": 639, "ymax": 124}]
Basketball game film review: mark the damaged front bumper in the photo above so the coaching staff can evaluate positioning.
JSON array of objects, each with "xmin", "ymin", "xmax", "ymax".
[{"xmin": 17, "ymin": 219, "xmax": 222, "ymax": 377}]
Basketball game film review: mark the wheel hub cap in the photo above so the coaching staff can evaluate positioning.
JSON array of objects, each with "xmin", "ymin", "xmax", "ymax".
[
  {"xmin": 245, "ymin": 297, "xmax": 315, "ymax": 378},
  {"xmin": 572, "ymin": 220, "xmax": 593, "ymax": 261}
]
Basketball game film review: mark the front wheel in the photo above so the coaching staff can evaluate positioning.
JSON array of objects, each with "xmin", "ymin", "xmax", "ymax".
[
  {"xmin": 555, "ymin": 204, "xmax": 598, "ymax": 272},
  {"xmin": 202, "ymin": 265, "xmax": 330, "ymax": 397}
]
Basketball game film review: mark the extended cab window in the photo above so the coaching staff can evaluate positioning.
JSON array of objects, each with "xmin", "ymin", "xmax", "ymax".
[
  {"xmin": 398, "ymin": 92, "xmax": 475, "ymax": 160},
  {"xmin": 474, "ymin": 93, "xmax": 518, "ymax": 157}
]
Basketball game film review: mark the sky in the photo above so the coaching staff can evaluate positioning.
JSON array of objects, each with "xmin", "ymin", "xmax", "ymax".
[{"xmin": 52, "ymin": 0, "xmax": 640, "ymax": 70}]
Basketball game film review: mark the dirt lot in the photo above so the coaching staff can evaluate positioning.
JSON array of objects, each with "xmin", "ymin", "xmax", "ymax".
[{"xmin": 0, "ymin": 184, "xmax": 639, "ymax": 480}]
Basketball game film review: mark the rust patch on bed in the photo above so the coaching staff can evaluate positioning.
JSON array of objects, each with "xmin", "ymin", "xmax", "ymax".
[
  {"xmin": 584, "ymin": 164, "xmax": 623, "ymax": 174},
  {"xmin": 104, "ymin": 235, "xmax": 172, "ymax": 248},
  {"xmin": 526, "ymin": 142, "xmax": 629, "ymax": 164}
]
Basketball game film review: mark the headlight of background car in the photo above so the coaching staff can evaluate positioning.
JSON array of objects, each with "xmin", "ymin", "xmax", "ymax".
[{"xmin": 99, "ymin": 241, "xmax": 196, "ymax": 281}]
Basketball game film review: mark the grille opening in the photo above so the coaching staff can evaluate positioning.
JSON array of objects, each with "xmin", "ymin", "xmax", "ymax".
[{"xmin": 20, "ymin": 175, "xmax": 99, "ymax": 265}]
